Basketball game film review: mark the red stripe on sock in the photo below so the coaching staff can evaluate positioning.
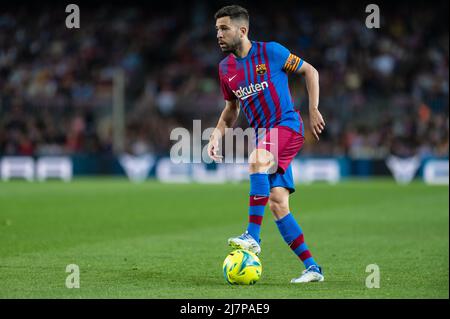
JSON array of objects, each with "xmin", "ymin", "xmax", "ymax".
[
  {"xmin": 299, "ymin": 250, "xmax": 312, "ymax": 261},
  {"xmin": 249, "ymin": 196, "xmax": 269, "ymax": 207},
  {"xmin": 249, "ymin": 215, "xmax": 263, "ymax": 225},
  {"xmin": 289, "ymin": 234, "xmax": 304, "ymax": 250}
]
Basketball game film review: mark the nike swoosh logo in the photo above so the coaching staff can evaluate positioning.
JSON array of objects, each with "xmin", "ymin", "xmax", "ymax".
[
  {"xmin": 262, "ymin": 141, "xmax": 275, "ymax": 145},
  {"xmin": 241, "ymin": 92, "xmax": 258, "ymax": 100},
  {"xmin": 253, "ymin": 196, "xmax": 266, "ymax": 200},
  {"xmin": 228, "ymin": 74, "xmax": 237, "ymax": 82}
]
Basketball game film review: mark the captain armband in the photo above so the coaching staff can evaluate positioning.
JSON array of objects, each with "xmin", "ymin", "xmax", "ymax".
[{"xmin": 283, "ymin": 54, "xmax": 303, "ymax": 73}]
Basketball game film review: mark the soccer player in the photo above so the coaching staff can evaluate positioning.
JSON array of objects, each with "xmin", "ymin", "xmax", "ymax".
[{"xmin": 207, "ymin": 5, "xmax": 326, "ymax": 283}]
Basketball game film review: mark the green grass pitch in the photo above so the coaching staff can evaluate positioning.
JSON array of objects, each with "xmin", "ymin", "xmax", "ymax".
[{"xmin": 0, "ymin": 178, "xmax": 448, "ymax": 298}]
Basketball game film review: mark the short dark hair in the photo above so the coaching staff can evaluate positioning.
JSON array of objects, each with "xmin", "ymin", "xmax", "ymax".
[{"xmin": 214, "ymin": 5, "xmax": 249, "ymax": 23}]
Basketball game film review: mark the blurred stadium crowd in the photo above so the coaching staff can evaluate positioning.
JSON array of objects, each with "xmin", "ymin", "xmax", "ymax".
[{"xmin": 0, "ymin": 1, "xmax": 448, "ymax": 159}]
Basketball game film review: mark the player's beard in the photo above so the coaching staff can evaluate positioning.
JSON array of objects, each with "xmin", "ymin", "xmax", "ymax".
[{"xmin": 220, "ymin": 35, "xmax": 242, "ymax": 55}]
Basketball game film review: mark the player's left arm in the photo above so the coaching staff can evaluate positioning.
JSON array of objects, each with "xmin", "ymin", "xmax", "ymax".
[
  {"xmin": 294, "ymin": 60, "xmax": 325, "ymax": 141},
  {"xmin": 271, "ymin": 42, "xmax": 325, "ymax": 140}
]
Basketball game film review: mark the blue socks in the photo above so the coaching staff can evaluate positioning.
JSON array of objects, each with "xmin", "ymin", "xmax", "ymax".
[
  {"xmin": 275, "ymin": 213, "xmax": 318, "ymax": 268},
  {"xmin": 247, "ymin": 173, "xmax": 270, "ymax": 242}
]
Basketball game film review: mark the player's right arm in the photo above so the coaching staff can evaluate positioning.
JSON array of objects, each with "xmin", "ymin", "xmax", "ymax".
[{"xmin": 208, "ymin": 99, "xmax": 240, "ymax": 162}]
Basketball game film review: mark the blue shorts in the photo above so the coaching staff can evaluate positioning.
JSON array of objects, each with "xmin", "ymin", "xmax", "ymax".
[{"xmin": 269, "ymin": 163, "xmax": 295, "ymax": 194}]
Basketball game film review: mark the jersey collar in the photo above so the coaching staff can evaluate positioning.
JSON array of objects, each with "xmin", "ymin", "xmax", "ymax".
[{"xmin": 234, "ymin": 41, "xmax": 256, "ymax": 62}]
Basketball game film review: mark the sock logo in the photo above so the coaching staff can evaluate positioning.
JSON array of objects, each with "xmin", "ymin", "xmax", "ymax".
[{"xmin": 253, "ymin": 195, "xmax": 267, "ymax": 200}]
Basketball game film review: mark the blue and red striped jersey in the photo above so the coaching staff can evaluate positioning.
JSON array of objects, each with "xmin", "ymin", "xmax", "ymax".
[{"xmin": 218, "ymin": 41, "xmax": 304, "ymax": 135}]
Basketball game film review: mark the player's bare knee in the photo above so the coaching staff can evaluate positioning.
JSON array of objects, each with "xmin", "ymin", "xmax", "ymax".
[
  {"xmin": 269, "ymin": 189, "xmax": 290, "ymax": 219},
  {"xmin": 268, "ymin": 200, "xmax": 278, "ymax": 213},
  {"xmin": 269, "ymin": 198, "xmax": 289, "ymax": 216},
  {"xmin": 269, "ymin": 194, "xmax": 289, "ymax": 212},
  {"xmin": 249, "ymin": 149, "xmax": 275, "ymax": 173},
  {"xmin": 249, "ymin": 161, "xmax": 270, "ymax": 173}
]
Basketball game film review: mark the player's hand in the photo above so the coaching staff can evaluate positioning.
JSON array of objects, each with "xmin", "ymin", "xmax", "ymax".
[
  {"xmin": 207, "ymin": 137, "xmax": 223, "ymax": 163},
  {"xmin": 309, "ymin": 108, "xmax": 325, "ymax": 141}
]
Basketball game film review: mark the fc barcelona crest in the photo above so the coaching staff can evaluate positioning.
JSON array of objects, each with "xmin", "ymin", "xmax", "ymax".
[{"xmin": 256, "ymin": 64, "xmax": 267, "ymax": 75}]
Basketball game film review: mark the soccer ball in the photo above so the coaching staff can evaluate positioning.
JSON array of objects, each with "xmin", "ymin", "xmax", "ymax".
[{"xmin": 222, "ymin": 249, "xmax": 262, "ymax": 285}]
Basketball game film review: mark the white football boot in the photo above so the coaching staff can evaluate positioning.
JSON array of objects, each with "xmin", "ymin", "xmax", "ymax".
[
  {"xmin": 228, "ymin": 231, "xmax": 261, "ymax": 255},
  {"xmin": 291, "ymin": 265, "xmax": 324, "ymax": 283}
]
